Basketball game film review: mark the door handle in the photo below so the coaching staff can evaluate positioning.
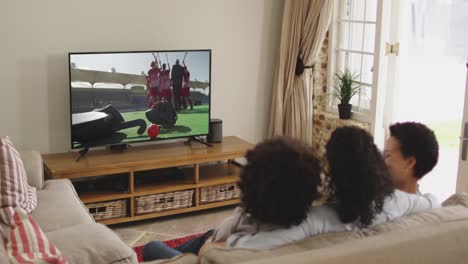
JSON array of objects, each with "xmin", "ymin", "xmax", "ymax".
[{"xmin": 461, "ymin": 123, "xmax": 468, "ymax": 161}]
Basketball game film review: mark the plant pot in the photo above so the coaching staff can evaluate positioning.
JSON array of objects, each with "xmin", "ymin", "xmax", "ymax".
[{"xmin": 338, "ymin": 103, "xmax": 352, "ymax": 119}]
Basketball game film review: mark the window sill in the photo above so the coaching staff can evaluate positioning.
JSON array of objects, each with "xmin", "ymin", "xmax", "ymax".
[
  {"xmin": 324, "ymin": 106, "xmax": 371, "ymax": 124},
  {"xmin": 314, "ymin": 110, "xmax": 371, "ymax": 133}
]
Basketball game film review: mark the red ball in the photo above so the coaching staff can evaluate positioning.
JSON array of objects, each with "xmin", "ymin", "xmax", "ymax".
[{"xmin": 147, "ymin": 124, "xmax": 160, "ymax": 139}]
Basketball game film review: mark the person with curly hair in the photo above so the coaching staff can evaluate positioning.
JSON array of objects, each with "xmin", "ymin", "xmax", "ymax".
[
  {"xmin": 224, "ymin": 126, "xmax": 439, "ymax": 249},
  {"xmin": 384, "ymin": 122, "xmax": 439, "ymax": 195},
  {"xmin": 142, "ymin": 137, "xmax": 322, "ymax": 261}
]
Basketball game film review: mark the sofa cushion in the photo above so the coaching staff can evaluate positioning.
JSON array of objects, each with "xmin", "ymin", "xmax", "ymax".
[
  {"xmin": 442, "ymin": 192, "xmax": 468, "ymax": 207},
  {"xmin": 0, "ymin": 207, "xmax": 67, "ymax": 264},
  {"xmin": 30, "ymin": 179, "xmax": 94, "ymax": 233},
  {"xmin": 46, "ymin": 223, "xmax": 136, "ymax": 264},
  {"xmin": 201, "ymin": 231, "xmax": 363, "ymax": 264},
  {"xmin": 363, "ymin": 192, "xmax": 468, "ymax": 235},
  {"xmin": 19, "ymin": 150, "xmax": 45, "ymax": 190},
  {"xmin": 239, "ymin": 219, "xmax": 468, "ymax": 264},
  {"xmin": 363, "ymin": 204, "xmax": 468, "ymax": 235},
  {"xmin": 0, "ymin": 136, "xmax": 37, "ymax": 213}
]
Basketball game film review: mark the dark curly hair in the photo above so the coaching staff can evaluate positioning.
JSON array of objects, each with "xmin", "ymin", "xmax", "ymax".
[
  {"xmin": 239, "ymin": 137, "xmax": 321, "ymax": 227},
  {"xmin": 326, "ymin": 126, "xmax": 394, "ymax": 227},
  {"xmin": 389, "ymin": 122, "xmax": 439, "ymax": 179}
]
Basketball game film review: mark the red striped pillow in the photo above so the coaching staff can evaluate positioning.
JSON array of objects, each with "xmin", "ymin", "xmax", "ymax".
[
  {"xmin": 0, "ymin": 137, "xmax": 37, "ymax": 213},
  {"xmin": 0, "ymin": 207, "xmax": 67, "ymax": 264}
]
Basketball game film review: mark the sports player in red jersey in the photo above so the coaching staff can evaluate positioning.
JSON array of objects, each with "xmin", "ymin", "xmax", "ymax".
[
  {"xmin": 181, "ymin": 62, "xmax": 193, "ymax": 110},
  {"xmin": 146, "ymin": 59, "xmax": 160, "ymax": 108},
  {"xmin": 159, "ymin": 63, "xmax": 172, "ymax": 103}
]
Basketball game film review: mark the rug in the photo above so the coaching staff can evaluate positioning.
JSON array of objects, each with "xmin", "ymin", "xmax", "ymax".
[{"xmin": 133, "ymin": 233, "xmax": 203, "ymax": 262}]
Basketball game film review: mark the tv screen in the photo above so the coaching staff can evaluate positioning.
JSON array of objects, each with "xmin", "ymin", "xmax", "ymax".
[{"xmin": 69, "ymin": 50, "xmax": 211, "ymax": 149}]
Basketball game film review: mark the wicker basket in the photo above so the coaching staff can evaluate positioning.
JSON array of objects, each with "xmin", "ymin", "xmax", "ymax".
[
  {"xmin": 200, "ymin": 183, "xmax": 240, "ymax": 204},
  {"xmin": 135, "ymin": 190, "xmax": 194, "ymax": 215},
  {"xmin": 86, "ymin": 199, "xmax": 128, "ymax": 220}
]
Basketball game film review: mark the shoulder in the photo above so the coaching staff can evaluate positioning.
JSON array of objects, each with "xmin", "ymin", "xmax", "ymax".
[
  {"xmin": 389, "ymin": 190, "xmax": 439, "ymax": 206},
  {"xmin": 308, "ymin": 204, "xmax": 338, "ymax": 216},
  {"xmin": 304, "ymin": 205, "xmax": 345, "ymax": 229},
  {"xmin": 420, "ymin": 192, "xmax": 440, "ymax": 207},
  {"xmin": 379, "ymin": 190, "xmax": 440, "ymax": 222}
]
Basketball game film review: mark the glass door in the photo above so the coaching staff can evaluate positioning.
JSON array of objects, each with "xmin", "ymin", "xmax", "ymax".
[
  {"xmin": 457, "ymin": 62, "xmax": 468, "ymax": 193},
  {"xmin": 384, "ymin": 0, "xmax": 468, "ymax": 200}
]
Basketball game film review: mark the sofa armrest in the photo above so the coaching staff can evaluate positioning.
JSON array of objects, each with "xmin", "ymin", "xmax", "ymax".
[
  {"xmin": 46, "ymin": 223, "xmax": 138, "ymax": 264},
  {"xmin": 19, "ymin": 150, "xmax": 45, "ymax": 190}
]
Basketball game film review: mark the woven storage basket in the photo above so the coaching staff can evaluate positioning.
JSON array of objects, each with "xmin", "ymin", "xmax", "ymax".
[
  {"xmin": 135, "ymin": 189, "xmax": 194, "ymax": 215},
  {"xmin": 86, "ymin": 199, "xmax": 128, "ymax": 220},
  {"xmin": 200, "ymin": 183, "xmax": 240, "ymax": 204}
]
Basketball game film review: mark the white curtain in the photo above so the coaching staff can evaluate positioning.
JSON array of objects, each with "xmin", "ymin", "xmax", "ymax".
[{"xmin": 268, "ymin": 0, "xmax": 333, "ymax": 144}]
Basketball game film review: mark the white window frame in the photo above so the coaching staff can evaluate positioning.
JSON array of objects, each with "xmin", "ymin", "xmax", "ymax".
[{"xmin": 326, "ymin": 0, "xmax": 379, "ymax": 123}]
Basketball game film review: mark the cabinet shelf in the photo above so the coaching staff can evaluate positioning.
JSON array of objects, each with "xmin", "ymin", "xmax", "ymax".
[
  {"xmin": 134, "ymin": 167, "xmax": 196, "ymax": 196},
  {"xmin": 80, "ymin": 191, "xmax": 130, "ymax": 204},
  {"xmin": 199, "ymin": 163, "xmax": 241, "ymax": 187}
]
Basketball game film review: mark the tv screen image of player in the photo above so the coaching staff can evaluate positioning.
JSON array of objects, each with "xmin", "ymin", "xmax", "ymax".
[{"xmin": 68, "ymin": 50, "xmax": 211, "ymax": 149}]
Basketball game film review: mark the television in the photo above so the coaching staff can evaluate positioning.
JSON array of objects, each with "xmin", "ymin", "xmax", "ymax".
[{"xmin": 68, "ymin": 50, "xmax": 211, "ymax": 149}]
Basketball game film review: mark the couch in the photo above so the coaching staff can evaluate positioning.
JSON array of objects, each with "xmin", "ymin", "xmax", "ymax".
[
  {"xmin": 0, "ymin": 150, "xmax": 139, "ymax": 264},
  {"xmin": 151, "ymin": 194, "xmax": 468, "ymax": 264},
  {"xmin": 3, "ymin": 151, "xmax": 468, "ymax": 264}
]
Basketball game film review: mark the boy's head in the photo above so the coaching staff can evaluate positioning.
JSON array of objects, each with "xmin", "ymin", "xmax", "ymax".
[
  {"xmin": 239, "ymin": 137, "xmax": 321, "ymax": 227},
  {"xmin": 384, "ymin": 122, "xmax": 439, "ymax": 191}
]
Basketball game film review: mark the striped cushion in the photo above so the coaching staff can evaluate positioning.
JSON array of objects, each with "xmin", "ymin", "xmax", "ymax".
[
  {"xmin": 0, "ymin": 137, "xmax": 37, "ymax": 213},
  {"xmin": 0, "ymin": 207, "xmax": 67, "ymax": 264}
]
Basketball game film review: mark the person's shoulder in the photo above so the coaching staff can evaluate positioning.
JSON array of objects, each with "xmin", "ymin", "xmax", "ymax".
[
  {"xmin": 387, "ymin": 189, "xmax": 415, "ymax": 203},
  {"xmin": 305, "ymin": 204, "xmax": 339, "ymax": 221},
  {"xmin": 420, "ymin": 192, "xmax": 440, "ymax": 207},
  {"xmin": 390, "ymin": 189, "xmax": 441, "ymax": 208}
]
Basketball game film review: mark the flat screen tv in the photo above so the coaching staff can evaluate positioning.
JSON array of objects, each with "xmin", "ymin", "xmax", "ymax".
[{"xmin": 68, "ymin": 50, "xmax": 211, "ymax": 149}]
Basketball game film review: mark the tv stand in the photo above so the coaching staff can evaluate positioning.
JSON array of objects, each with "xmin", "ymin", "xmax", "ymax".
[
  {"xmin": 42, "ymin": 136, "xmax": 252, "ymax": 225},
  {"xmin": 75, "ymin": 147, "xmax": 89, "ymax": 162},
  {"xmin": 185, "ymin": 136, "xmax": 213, "ymax": 147}
]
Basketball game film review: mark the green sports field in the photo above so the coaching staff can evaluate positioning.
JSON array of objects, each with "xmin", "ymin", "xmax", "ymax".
[{"xmin": 74, "ymin": 105, "xmax": 209, "ymax": 148}]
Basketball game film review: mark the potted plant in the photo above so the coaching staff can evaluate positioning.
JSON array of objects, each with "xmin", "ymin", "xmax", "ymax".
[{"xmin": 330, "ymin": 69, "xmax": 361, "ymax": 119}]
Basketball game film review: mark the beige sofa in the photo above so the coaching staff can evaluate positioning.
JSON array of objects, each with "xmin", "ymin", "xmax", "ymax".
[
  {"xmin": 151, "ymin": 194, "xmax": 468, "ymax": 264},
  {"xmin": 3, "ymin": 151, "xmax": 468, "ymax": 264},
  {"xmin": 0, "ymin": 151, "xmax": 138, "ymax": 264}
]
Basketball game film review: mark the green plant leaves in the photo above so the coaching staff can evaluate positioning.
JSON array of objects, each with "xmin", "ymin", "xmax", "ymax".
[{"xmin": 329, "ymin": 69, "xmax": 361, "ymax": 105}]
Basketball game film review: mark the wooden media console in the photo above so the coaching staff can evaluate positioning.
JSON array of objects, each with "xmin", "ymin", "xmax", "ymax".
[{"xmin": 42, "ymin": 136, "xmax": 253, "ymax": 225}]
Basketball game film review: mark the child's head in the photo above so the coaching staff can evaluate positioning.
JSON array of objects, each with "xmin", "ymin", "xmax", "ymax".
[
  {"xmin": 239, "ymin": 137, "xmax": 321, "ymax": 227},
  {"xmin": 326, "ymin": 126, "xmax": 394, "ymax": 227},
  {"xmin": 162, "ymin": 63, "xmax": 167, "ymax": 70},
  {"xmin": 151, "ymin": 61, "xmax": 156, "ymax": 68},
  {"xmin": 385, "ymin": 122, "xmax": 439, "ymax": 189}
]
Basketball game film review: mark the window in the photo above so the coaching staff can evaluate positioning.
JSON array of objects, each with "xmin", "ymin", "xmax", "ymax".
[{"xmin": 328, "ymin": 0, "xmax": 378, "ymax": 120}]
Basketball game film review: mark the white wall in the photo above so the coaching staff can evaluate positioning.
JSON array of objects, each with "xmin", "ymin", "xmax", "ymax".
[{"xmin": 0, "ymin": 0, "xmax": 283, "ymax": 153}]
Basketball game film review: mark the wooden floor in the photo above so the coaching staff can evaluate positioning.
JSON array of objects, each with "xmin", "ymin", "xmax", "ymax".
[{"xmin": 111, "ymin": 206, "xmax": 236, "ymax": 247}]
